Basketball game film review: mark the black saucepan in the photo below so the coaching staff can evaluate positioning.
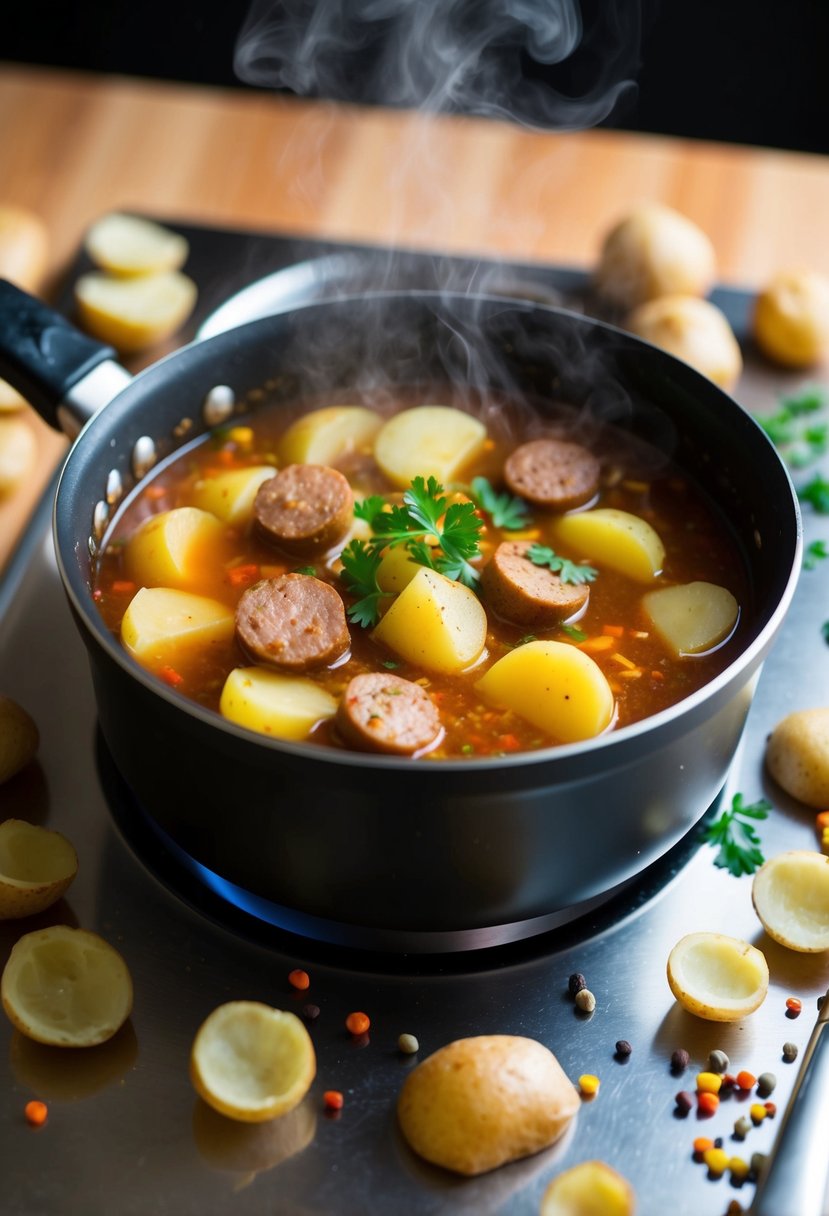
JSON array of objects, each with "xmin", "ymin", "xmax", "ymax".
[{"xmin": 0, "ymin": 279, "xmax": 801, "ymax": 951}]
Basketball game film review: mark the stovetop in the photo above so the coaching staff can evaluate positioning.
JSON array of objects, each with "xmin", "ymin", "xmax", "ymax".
[{"xmin": 1, "ymin": 222, "xmax": 828, "ymax": 1215}]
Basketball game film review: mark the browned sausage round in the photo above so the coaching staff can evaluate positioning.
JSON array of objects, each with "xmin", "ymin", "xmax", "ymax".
[
  {"xmin": 235, "ymin": 574, "xmax": 350, "ymax": 671},
  {"xmin": 503, "ymin": 438, "xmax": 600, "ymax": 510},
  {"xmin": 336, "ymin": 672, "xmax": 443, "ymax": 756},
  {"xmin": 480, "ymin": 540, "xmax": 589, "ymax": 626},
  {"xmin": 254, "ymin": 464, "xmax": 353, "ymax": 556}
]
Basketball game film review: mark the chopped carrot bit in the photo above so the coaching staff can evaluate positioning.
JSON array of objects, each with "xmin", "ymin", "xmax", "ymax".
[
  {"xmin": 579, "ymin": 635, "xmax": 614, "ymax": 653},
  {"xmin": 324, "ymin": 1090, "xmax": 344, "ymax": 1111},
  {"xmin": 816, "ymin": 811, "xmax": 829, "ymax": 830},
  {"xmin": 227, "ymin": 563, "xmax": 260, "ymax": 587},
  {"xmin": 111, "ymin": 580, "xmax": 137, "ymax": 595},
  {"xmin": 602, "ymin": 624, "xmax": 624, "ymax": 638},
  {"xmin": 145, "ymin": 485, "xmax": 166, "ymax": 500},
  {"xmin": 288, "ymin": 968, "xmax": 310, "ymax": 991},
  {"xmin": 24, "ymin": 1100, "xmax": 48, "ymax": 1127},
  {"xmin": 651, "ymin": 670, "xmax": 665, "ymax": 680},
  {"xmin": 345, "ymin": 1011, "xmax": 370, "ymax": 1036},
  {"xmin": 498, "ymin": 733, "xmax": 521, "ymax": 752},
  {"xmin": 159, "ymin": 666, "xmax": 183, "ymax": 687},
  {"xmin": 216, "ymin": 448, "xmax": 235, "ymax": 466},
  {"xmin": 611, "ymin": 652, "xmax": 637, "ymax": 669}
]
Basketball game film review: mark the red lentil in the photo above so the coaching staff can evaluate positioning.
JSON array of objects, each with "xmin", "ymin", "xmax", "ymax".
[
  {"xmin": 697, "ymin": 1091, "xmax": 719, "ymax": 1116},
  {"xmin": 785, "ymin": 997, "xmax": 802, "ymax": 1017},
  {"xmin": 323, "ymin": 1090, "xmax": 344, "ymax": 1111},
  {"xmin": 288, "ymin": 968, "xmax": 310, "ymax": 991},
  {"xmin": 736, "ymin": 1070, "xmax": 757, "ymax": 1091},
  {"xmin": 764, "ymin": 1102, "xmax": 777, "ymax": 1117},
  {"xmin": 24, "ymin": 1100, "xmax": 48, "ymax": 1127},
  {"xmin": 693, "ymin": 1136, "xmax": 714, "ymax": 1156},
  {"xmin": 345, "ymin": 1011, "xmax": 370, "ymax": 1036}
]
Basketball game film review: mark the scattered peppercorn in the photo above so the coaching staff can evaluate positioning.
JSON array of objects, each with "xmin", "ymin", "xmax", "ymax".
[
  {"xmin": 24, "ymin": 1100, "xmax": 47, "ymax": 1128},
  {"xmin": 302, "ymin": 1003, "xmax": 320, "ymax": 1022},
  {"xmin": 568, "ymin": 972, "xmax": 587, "ymax": 996},
  {"xmin": 615, "ymin": 1039, "xmax": 632, "ymax": 1058},
  {"xmin": 675, "ymin": 1090, "xmax": 694, "ymax": 1115},
  {"xmin": 697, "ymin": 1071, "xmax": 723, "ymax": 1095},
  {"xmin": 323, "ymin": 1090, "xmax": 344, "ymax": 1112},
  {"xmin": 713, "ymin": 1137, "xmax": 724, "ymax": 1149},
  {"xmin": 579, "ymin": 1073, "xmax": 600, "ymax": 1097},
  {"xmin": 782, "ymin": 1040, "xmax": 798, "ymax": 1062},
  {"xmin": 756, "ymin": 1072, "xmax": 777, "ymax": 1097},
  {"xmin": 575, "ymin": 988, "xmax": 596, "ymax": 1013},
  {"xmin": 733, "ymin": 1116, "xmax": 751, "ymax": 1140},
  {"xmin": 288, "ymin": 968, "xmax": 310, "ymax": 991},
  {"xmin": 345, "ymin": 1011, "xmax": 370, "ymax": 1036},
  {"xmin": 708, "ymin": 1049, "xmax": 729, "ymax": 1073},
  {"xmin": 398, "ymin": 1033, "xmax": 419, "ymax": 1055},
  {"xmin": 736, "ymin": 1070, "xmax": 757, "ymax": 1091},
  {"xmin": 785, "ymin": 996, "xmax": 802, "ymax": 1018},
  {"xmin": 671, "ymin": 1048, "xmax": 690, "ymax": 1073},
  {"xmin": 697, "ymin": 1091, "xmax": 720, "ymax": 1116}
]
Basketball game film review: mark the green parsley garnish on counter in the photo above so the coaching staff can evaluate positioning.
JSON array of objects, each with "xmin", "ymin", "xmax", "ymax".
[{"xmin": 700, "ymin": 792, "xmax": 770, "ymax": 877}]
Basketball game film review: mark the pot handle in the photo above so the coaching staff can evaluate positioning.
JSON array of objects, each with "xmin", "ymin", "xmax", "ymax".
[{"xmin": 0, "ymin": 278, "xmax": 129, "ymax": 431}]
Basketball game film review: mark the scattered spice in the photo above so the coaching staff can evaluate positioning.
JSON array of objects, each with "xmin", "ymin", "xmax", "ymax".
[
  {"xmin": 726, "ymin": 1201, "xmax": 745, "ymax": 1215},
  {"xmin": 615, "ymin": 1039, "xmax": 632, "ymax": 1059},
  {"xmin": 675, "ymin": 1090, "xmax": 694, "ymax": 1115},
  {"xmin": 756, "ymin": 1072, "xmax": 777, "ymax": 1097},
  {"xmin": 302, "ymin": 1003, "xmax": 320, "ymax": 1022},
  {"xmin": 697, "ymin": 1071, "xmax": 723, "ymax": 1095},
  {"xmin": 323, "ymin": 1090, "xmax": 344, "ymax": 1112},
  {"xmin": 345, "ymin": 1011, "xmax": 371, "ymax": 1036},
  {"xmin": 764, "ymin": 1102, "xmax": 777, "ymax": 1117},
  {"xmin": 398, "ymin": 1033, "xmax": 419, "ymax": 1055},
  {"xmin": 785, "ymin": 996, "xmax": 802, "ymax": 1018},
  {"xmin": 568, "ymin": 972, "xmax": 587, "ymax": 996},
  {"xmin": 693, "ymin": 1136, "xmax": 714, "ymax": 1157},
  {"xmin": 721, "ymin": 1073, "xmax": 738, "ymax": 1092},
  {"xmin": 750, "ymin": 1151, "xmax": 767, "ymax": 1179},
  {"xmin": 159, "ymin": 665, "xmax": 184, "ymax": 687},
  {"xmin": 24, "ymin": 1100, "xmax": 47, "ymax": 1127},
  {"xmin": 729, "ymin": 1156, "xmax": 750, "ymax": 1183},
  {"xmin": 579, "ymin": 1073, "xmax": 600, "ymax": 1097},
  {"xmin": 736, "ymin": 1070, "xmax": 757, "ymax": 1091},
  {"xmin": 708, "ymin": 1049, "xmax": 729, "ymax": 1073},
  {"xmin": 697, "ymin": 1091, "xmax": 720, "ymax": 1116},
  {"xmin": 671, "ymin": 1048, "xmax": 691, "ymax": 1073},
  {"xmin": 782, "ymin": 1041, "xmax": 798, "ymax": 1063},
  {"xmin": 574, "ymin": 988, "xmax": 596, "ymax": 1014},
  {"xmin": 702, "ymin": 1146, "xmax": 729, "ymax": 1176},
  {"xmin": 749, "ymin": 1103, "xmax": 768, "ymax": 1125},
  {"xmin": 733, "ymin": 1116, "xmax": 751, "ymax": 1140},
  {"xmin": 288, "ymin": 968, "xmax": 310, "ymax": 991}
]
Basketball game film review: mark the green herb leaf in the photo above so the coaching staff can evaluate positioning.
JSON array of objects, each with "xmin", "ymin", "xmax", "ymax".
[
  {"xmin": 560, "ymin": 623, "xmax": 588, "ymax": 642},
  {"xmin": 799, "ymin": 475, "xmax": 829, "ymax": 514},
  {"xmin": 513, "ymin": 633, "xmax": 537, "ymax": 647},
  {"xmin": 470, "ymin": 476, "xmax": 531, "ymax": 530},
  {"xmin": 804, "ymin": 540, "xmax": 829, "ymax": 571},
  {"xmin": 353, "ymin": 494, "xmax": 388, "ymax": 525},
  {"xmin": 756, "ymin": 386, "xmax": 828, "ymax": 468},
  {"xmin": 527, "ymin": 543, "xmax": 598, "ymax": 586},
  {"xmin": 339, "ymin": 540, "xmax": 392, "ymax": 628},
  {"xmin": 381, "ymin": 659, "xmax": 401, "ymax": 669},
  {"xmin": 292, "ymin": 566, "xmax": 317, "ymax": 576},
  {"xmin": 823, "ymin": 621, "xmax": 829, "ymax": 646},
  {"xmin": 700, "ymin": 793, "xmax": 771, "ymax": 877},
  {"xmin": 781, "ymin": 385, "xmax": 828, "ymax": 416}
]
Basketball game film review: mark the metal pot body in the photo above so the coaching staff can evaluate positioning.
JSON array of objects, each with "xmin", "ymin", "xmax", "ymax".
[{"xmin": 40, "ymin": 293, "xmax": 800, "ymax": 949}]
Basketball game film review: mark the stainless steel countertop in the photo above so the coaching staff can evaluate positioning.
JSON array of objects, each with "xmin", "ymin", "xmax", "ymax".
[{"xmin": 1, "ymin": 235, "xmax": 828, "ymax": 1215}]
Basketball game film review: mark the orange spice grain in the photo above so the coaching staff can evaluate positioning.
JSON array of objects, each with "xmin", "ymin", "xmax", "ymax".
[
  {"xmin": 24, "ymin": 1100, "xmax": 48, "ymax": 1127},
  {"xmin": 227, "ymin": 563, "xmax": 260, "ymax": 588},
  {"xmin": 323, "ymin": 1090, "xmax": 344, "ymax": 1111},
  {"xmin": 693, "ymin": 1136, "xmax": 714, "ymax": 1156},
  {"xmin": 159, "ymin": 666, "xmax": 184, "ymax": 687},
  {"xmin": 786, "ymin": 997, "xmax": 802, "ymax": 1017},
  {"xmin": 736, "ymin": 1070, "xmax": 757, "ymax": 1090},
  {"xmin": 288, "ymin": 969, "xmax": 310, "ymax": 991},
  {"xmin": 697, "ymin": 1092, "xmax": 719, "ymax": 1116},
  {"xmin": 345, "ymin": 1011, "xmax": 370, "ymax": 1036}
]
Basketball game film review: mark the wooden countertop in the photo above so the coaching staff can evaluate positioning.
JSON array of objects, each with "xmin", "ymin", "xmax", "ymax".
[{"xmin": 2, "ymin": 61, "xmax": 829, "ymax": 571}]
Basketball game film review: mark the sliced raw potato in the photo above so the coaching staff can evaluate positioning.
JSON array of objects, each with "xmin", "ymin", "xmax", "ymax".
[
  {"xmin": 124, "ymin": 507, "xmax": 229, "ymax": 590},
  {"xmin": 0, "ymin": 695, "xmax": 39, "ymax": 785},
  {"xmin": 666, "ymin": 931, "xmax": 769, "ymax": 1022},
  {"xmin": 642, "ymin": 581, "xmax": 739, "ymax": 656},
  {"xmin": 190, "ymin": 465, "xmax": 276, "ymax": 525},
  {"xmin": 1, "ymin": 926, "xmax": 133, "ymax": 1047},
  {"xmin": 373, "ymin": 405, "xmax": 487, "ymax": 488},
  {"xmin": 541, "ymin": 1161, "xmax": 636, "ymax": 1216},
  {"xmin": 190, "ymin": 1001, "xmax": 316, "ymax": 1124},
  {"xmin": 278, "ymin": 405, "xmax": 382, "ymax": 466},
  {"xmin": 74, "ymin": 269, "xmax": 197, "ymax": 353},
  {"xmin": 84, "ymin": 212, "xmax": 190, "ymax": 277},
  {"xmin": 372, "ymin": 567, "xmax": 487, "ymax": 674},
  {"xmin": 375, "ymin": 544, "xmax": 423, "ymax": 593},
  {"xmin": 0, "ymin": 820, "xmax": 78, "ymax": 920},
  {"xmin": 121, "ymin": 588, "xmax": 235, "ymax": 666},
  {"xmin": 220, "ymin": 667, "xmax": 337, "ymax": 740},
  {"xmin": 0, "ymin": 205, "xmax": 48, "ymax": 292},
  {"xmin": 475, "ymin": 640, "xmax": 614, "ymax": 744},
  {"xmin": 0, "ymin": 379, "xmax": 27, "ymax": 413},
  {"xmin": 752, "ymin": 850, "xmax": 829, "ymax": 952},
  {"xmin": 552, "ymin": 508, "xmax": 664, "ymax": 583},
  {"xmin": 0, "ymin": 416, "xmax": 36, "ymax": 496},
  {"xmin": 765, "ymin": 708, "xmax": 829, "ymax": 808}
]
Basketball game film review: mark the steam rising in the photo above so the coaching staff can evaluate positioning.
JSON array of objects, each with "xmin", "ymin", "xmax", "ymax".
[{"xmin": 234, "ymin": 0, "xmax": 640, "ymax": 130}]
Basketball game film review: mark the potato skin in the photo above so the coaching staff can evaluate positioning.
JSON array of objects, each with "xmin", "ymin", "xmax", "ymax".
[
  {"xmin": 397, "ymin": 1035, "xmax": 579, "ymax": 1176},
  {"xmin": 765, "ymin": 708, "xmax": 829, "ymax": 807}
]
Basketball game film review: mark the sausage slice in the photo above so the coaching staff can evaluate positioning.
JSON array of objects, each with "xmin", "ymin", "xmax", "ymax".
[
  {"xmin": 503, "ymin": 438, "xmax": 600, "ymax": 510},
  {"xmin": 336, "ymin": 672, "xmax": 443, "ymax": 756},
  {"xmin": 235, "ymin": 574, "xmax": 350, "ymax": 671},
  {"xmin": 254, "ymin": 464, "xmax": 353, "ymax": 556},
  {"xmin": 481, "ymin": 540, "xmax": 589, "ymax": 626}
]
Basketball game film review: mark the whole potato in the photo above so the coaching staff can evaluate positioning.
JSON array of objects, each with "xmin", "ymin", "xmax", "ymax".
[
  {"xmin": 595, "ymin": 202, "xmax": 716, "ymax": 310},
  {"xmin": 753, "ymin": 268, "xmax": 829, "ymax": 367},
  {"xmin": 0, "ymin": 416, "xmax": 37, "ymax": 496},
  {"xmin": 765, "ymin": 708, "xmax": 829, "ymax": 807},
  {"xmin": 627, "ymin": 294, "xmax": 743, "ymax": 391},
  {"xmin": 0, "ymin": 696, "xmax": 39, "ymax": 785}
]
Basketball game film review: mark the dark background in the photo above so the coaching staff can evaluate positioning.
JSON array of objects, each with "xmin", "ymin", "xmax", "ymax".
[{"xmin": 4, "ymin": 0, "xmax": 827, "ymax": 155}]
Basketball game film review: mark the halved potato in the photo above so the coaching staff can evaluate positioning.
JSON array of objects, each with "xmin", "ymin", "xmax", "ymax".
[
  {"xmin": 372, "ymin": 567, "xmax": 487, "ymax": 674},
  {"xmin": 541, "ymin": 1161, "xmax": 635, "ymax": 1216},
  {"xmin": 0, "ymin": 416, "xmax": 36, "ymax": 496},
  {"xmin": 552, "ymin": 508, "xmax": 664, "ymax": 582},
  {"xmin": 74, "ymin": 269, "xmax": 197, "ymax": 353},
  {"xmin": 752, "ymin": 850, "xmax": 829, "ymax": 952},
  {"xmin": 121, "ymin": 588, "xmax": 235, "ymax": 666},
  {"xmin": 373, "ymin": 406, "xmax": 487, "ymax": 488},
  {"xmin": 278, "ymin": 405, "xmax": 382, "ymax": 466},
  {"xmin": 220, "ymin": 667, "xmax": 337, "ymax": 740},
  {"xmin": 475, "ymin": 640, "xmax": 614, "ymax": 744},
  {"xmin": 0, "ymin": 696, "xmax": 39, "ymax": 785},
  {"xmin": 124, "ymin": 507, "xmax": 228, "ymax": 590},
  {"xmin": 666, "ymin": 931, "xmax": 769, "ymax": 1022},
  {"xmin": 0, "ymin": 820, "xmax": 78, "ymax": 920},
  {"xmin": 642, "ymin": 581, "xmax": 739, "ymax": 656},
  {"xmin": 190, "ymin": 466, "xmax": 276, "ymax": 525},
  {"xmin": 84, "ymin": 213, "xmax": 190, "ymax": 277}
]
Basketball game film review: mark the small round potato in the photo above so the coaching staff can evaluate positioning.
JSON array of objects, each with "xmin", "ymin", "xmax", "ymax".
[
  {"xmin": 765, "ymin": 707, "xmax": 829, "ymax": 808},
  {"xmin": 0, "ymin": 695, "xmax": 39, "ymax": 785},
  {"xmin": 666, "ymin": 931, "xmax": 769, "ymax": 1022},
  {"xmin": 541, "ymin": 1160, "xmax": 636, "ymax": 1216},
  {"xmin": 753, "ymin": 268, "xmax": 829, "ymax": 367},
  {"xmin": 627, "ymin": 295, "xmax": 743, "ymax": 392},
  {"xmin": 595, "ymin": 202, "xmax": 716, "ymax": 310},
  {"xmin": 0, "ymin": 819, "xmax": 78, "ymax": 920},
  {"xmin": 752, "ymin": 851, "xmax": 829, "ymax": 953}
]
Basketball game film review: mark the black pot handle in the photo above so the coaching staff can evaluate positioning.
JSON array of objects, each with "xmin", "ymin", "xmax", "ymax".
[{"xmin": 0, "ymin": 278, "xmax": 117, "ymax": 429}]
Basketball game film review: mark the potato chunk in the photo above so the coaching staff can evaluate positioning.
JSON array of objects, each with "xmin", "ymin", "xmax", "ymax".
[
  {"xmin": 475, "ymin": 640, "xmax": 614, "ymax": 744},
  {"xmin": 552, "ymin": 508, "xmax": 664, "ymax": 583},
  {"xmin": 220, "ymin": 667, "xmax": 337, "ymax": 740},
  {"xmin": 765, "ymin": 708, "xmax": 829, "ymax": 807},
  {"xmin": 191, "ymin": 466, "xmax": 276, "ymax": 525},
  {"xmin": 752, "ymin": 851, "xmax": 829, "ymax": 953},
  {"xmin": 278, "ymin": 405, "xmax": 382, "ymax": 466},
  {"xmin": 84, "ymin": 213, "xmax": 190, "ymax": 277},
  {"xmin": 371, "ymin": 567, "xmax": 487, "ymax": 674},
  {"xmin": 74, "ymin": 269, "xmax": 197, "ymax": 354},
  {"xmin": 375, "ymin": 545, "xmax": 422, "ymax": 593},
  {"xmin": 373, "ymin": 406, "xmax": 487, "ymax": 488},
  {"xmin": 121, "ymin": 588, "xmax": 235, "ymax": 666},
  {"xmin": 541, "ymin": 1161, "xmax": 635, "ymax": 1216},
  {"xmin": 124, "ymin": 507, "xmax": 228, "ymax": 590},
  {"xmin": 753, "ymin": 268, "xmax": 829, "ymax": 368},
  {"xmin": 642, "ymin": 581, "xmax": 739, "ymax": 656}
]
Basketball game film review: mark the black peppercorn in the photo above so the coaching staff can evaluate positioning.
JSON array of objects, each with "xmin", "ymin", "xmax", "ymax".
[
  {"xmin": 568, "ymin": 972, "xmax": 587, "ymax": 996},
  {"xmin": 615, "ymin": 1039, "xmax": 632, "ymax": 1058},
  {"xmin": 671, "ymin": 1047, "xmax": 690, "ymax": 1073}
]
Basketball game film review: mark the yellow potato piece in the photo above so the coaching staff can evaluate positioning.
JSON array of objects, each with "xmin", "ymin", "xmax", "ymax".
[
  {"xmin": 642, "ymin": 581, "xmax": 739, "ymax": 656},
  {"xmin": 124, "ymin": 506, "xmax": 228, "ymax": 590},
  {"xmin": 375, "ymin": 544, "xmax": 422, "ymax": 593},
  {"xmin": 475, "ymin": 640, "xmax": 614, "ymax": 744},
  {"xmin": 0, "ymin": 379, "xmax": 27, "ymax": 413},
  {"xmin": 191, "ymin": 466, "xmax": 276, "ymax": 525},
  {"xmin": 765, "ymin": 707, "xmax": 829, "ymax": 808},
  {"xmin": 190, "ymin": 1001, "xmax": 316, "ymax": 1124},
  {"xmin": 0, "ymin": 820, "xmax": 78, "ymax": 920},
  {"xmin": 552, "ymin": 508, "xmax": 665, "ymax": 583},
  {"xmin": 121, "ymin": 587, "xmax": 235, "ymax": 667},
  {"xmin": 0, "ymin": 695, "xmax": 39, "ymax": 785},
  {"xmin": 84, "ymin": 212, "xmax": 190, "ymax": 277},
  {"xmin": 666, "ymin": 931, "xmax": 769, "ymax": 1022},
  {"xmin": 373, "ymin": 405, "xmax": 487, "ymax": 488},
  {"xmin": 372, "ymin": 567, "xmax": 487, "ymax": 674},
  {"xmin": 0, "ymin": 416, "xmax": 36, "ymax": 496},
  {"xmin": 752, "ymin": 850, "xmax": 829, "ymax": 952},
  {"xmin": 0, "ymin": 204, "xmax": 48, "ymax": 292},
  {"xmin": 541, "ymin": 1161, "xmax": 636, "ymax": 1216},
  {"xmin": 74, "ymin": 269, "xmax": 197, "ymax": 354},
  {"xmin": 278, "ymin": 405, "xmax": 382, "ymax": 466},
  {"xmin": 220, "ymin": 667, "xmax": 337, "ymax": 741}
]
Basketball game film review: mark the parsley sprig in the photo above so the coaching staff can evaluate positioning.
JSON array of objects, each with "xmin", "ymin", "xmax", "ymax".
[
  {"xmin": 757, "ymin": 386, "xmax": 828, "ymax": 467},
  {"xmin": 800, "ymin": 474, "xmax": 829, "ymax": 514},
  {"xmin": 470, "ymin": 476, "xmax": 531, "ymax": 530},
  {"xmin": 339, "ymin": 540, "xmax": 393, "ymax": 629},
  {"xmin": 700, "ymin": 793, "xmax": 770, "ymax": 877},
  {"xmin": 527, "ymin": 543, "xmax": 598, "ymax": 586},
  {"xmin": 804, "ymin": 540, "xmax": 829, "ymax": 571}
]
